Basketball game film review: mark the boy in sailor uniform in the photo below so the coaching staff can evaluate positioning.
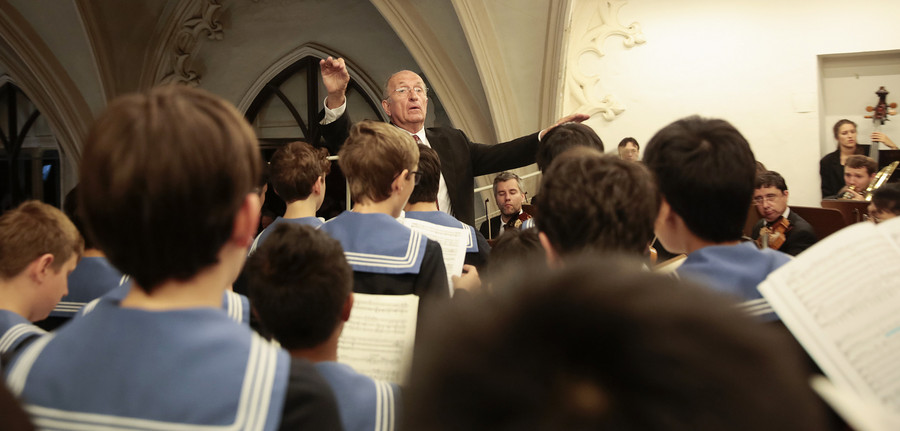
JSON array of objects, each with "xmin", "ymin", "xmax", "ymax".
[
  {"xmin": 249, "ymin": 140, "xmax": 331, "ymax": 254},
  {"xmin": 4, "ymin": 86, "xmax": 341, "ymax": 430},
  {"xmin": 320, "ymin": 120, "xmax": 450, "ymax": 307},
  {"xmin": 37, "ymin": 186, "xmax": 122, "ymax": 331},
  {"xmin": 404, "ymin": 144, "xmax": 490, "ymax": 270},
  {"xmin": 0, "ymin": 201, "xmax": 82, "ymax": 360},
  {"xmin": 644, "ymin": 116, "xmax": 790, "ymax": 322},
  {"xmin": 249, "ymin": 223, "xmax": 401, "ymax": 431}
]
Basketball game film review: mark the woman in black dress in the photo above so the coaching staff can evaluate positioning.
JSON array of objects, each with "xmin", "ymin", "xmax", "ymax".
[{"xmin": 819, "ymin": 120, "xmax": 866, "ymax": 198}]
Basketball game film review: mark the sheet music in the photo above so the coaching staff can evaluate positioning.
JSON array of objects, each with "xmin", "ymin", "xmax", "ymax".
[
  {"xmin": 811, "ymin": 376, "xmax": 897, "ymax": 431},
  {"xmin": 337, "ymin": 293, "xmax": 418, "ymax": 384},
  {"xmin": 759, "ymin": 217, "xmax": 900, "ymax": 425},
  {"xmin": 401, "ymin": 218, "xmax": 469, "ymax": 294}
]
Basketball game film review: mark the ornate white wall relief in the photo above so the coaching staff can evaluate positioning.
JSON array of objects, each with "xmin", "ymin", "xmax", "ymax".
[
  {"xmin": 159, "ymin": 0, "xmax": 224, "ymax": 86},
  {"xmin": 567, "ymin": 0, "xmax": 645, "ymax": 121}
]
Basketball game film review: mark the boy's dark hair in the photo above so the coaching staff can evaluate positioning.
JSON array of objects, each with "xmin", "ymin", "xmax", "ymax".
[
  {"xmin": 247, "ymin": 223, "xmax": 352, "ymax": 350},
  {"xmin": 407, "ymin": 256, "xmax": 826, "ymax": 431},
  {"xmin": 536, "ymin": 147, "xmax": 658, "ymax": 256},
  {"xmin": 79, "ymin": 85, "xmax": 261, "ymax": 291},
  {"xmin": 755, "ymin": 170, "xmax": 788, "ymax": 192},
  {"xmin": 269, "ymin": 141, "xmax": 331, "ymax": 202},
  {"xmin": 0, "ymin": 200, "xmax": 84, "ymax": 279},
  {"xmin": 483, "ymin": 228, "xmax": 545, "ymax": 289},
  {"xmin": 408, "ymin": 144, "xmax": 441, "ymax": 204},
  {"xmin": 644, "ymin": 116, "xmax": 756, "ymax": 243},
  {"xmin": 872, "ymin": 183, "xmax": 900, "ymax": 215},
  {"xmin": 536, "ymin": 123, "xmax": 604, "ymax": 171},
  {"xmin": 845, "ymin": 155, "xmax": 877, "ymax": 176},
  {"xmin": 617, "ymin": 137, "xmax": 639, "ymax": 150},
  {"xmin": 62, "ymin": 186, "xmax": 95, "ymax": 250}
]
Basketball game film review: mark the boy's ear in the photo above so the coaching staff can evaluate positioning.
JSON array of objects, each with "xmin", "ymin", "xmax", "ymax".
[
  {"xmin": 312, "ymin": 176, "xmax": 324, "ymax": 195},
  {"xmin": 537, "ymin": 231, "xmax": 562, "ymax": 268},
  {"xmin": 341, "ymin": 293, "xmax": 353, "ymax": 322},
  {"xmin": 656, "ymin": 198, "xmax": 673, "ymax": 229},
  {"xmin": 29, "ymin": 253, "xmax": 55, "ymax": 283},
  {"xmin": 233, "ymin": 193, "xmax": 261, "ymax": 247},
  {"xmin": 391, "ymin": 169, "xmax": 409, "ymax": 193}
]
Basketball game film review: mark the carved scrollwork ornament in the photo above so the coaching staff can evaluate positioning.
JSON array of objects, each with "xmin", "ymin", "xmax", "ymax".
[
  {"xmin": 160, "ymin": 0, "xmax": 224, "ymax": 86},
  {"xmin": 567, "ymin": 0, "xmax": 645, "ymax": 121}
]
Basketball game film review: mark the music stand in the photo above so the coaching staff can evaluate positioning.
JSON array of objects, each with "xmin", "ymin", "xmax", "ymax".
[
  {"xmin": 789, "ymin": 206, "xmax": 848, "ymax": 240},
  {"xmin": 820, "ymin": 200, "xmax": 870, "ymax": 225}
]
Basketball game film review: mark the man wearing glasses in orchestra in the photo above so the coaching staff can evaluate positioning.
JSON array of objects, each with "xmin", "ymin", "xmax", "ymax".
[{"xmin": 750, "ymin": 171, "xmax": 817, "ymax": 257}]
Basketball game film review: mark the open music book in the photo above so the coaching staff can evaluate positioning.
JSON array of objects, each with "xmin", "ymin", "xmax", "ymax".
[
  {"xmin": 336, "ymin": 293, "xmax": 418, "ymax": 384},
  {"xmin": 401, "ymin": 217, "xmax": 468, "ymax": 295},
  {"xmin": 758, "ymin": 217, "xmax": 900, "ymax": 431}
]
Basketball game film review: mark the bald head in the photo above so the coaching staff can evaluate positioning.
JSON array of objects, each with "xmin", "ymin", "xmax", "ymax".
[{"xmin": 381, "ymin": 70, "xmax": 429, "ymax": 134}]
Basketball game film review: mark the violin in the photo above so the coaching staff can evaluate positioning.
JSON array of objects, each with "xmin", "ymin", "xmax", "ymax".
[
  {"xmin": 505, "ymin": 210, "xmax": 533, "ymax": 230},
  {"xmin": 756, "ymin": 216, "xmax": 791, "ymax": 251}
]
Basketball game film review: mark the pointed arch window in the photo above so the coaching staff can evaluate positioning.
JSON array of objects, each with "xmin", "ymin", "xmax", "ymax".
[
  {"xmin": 0, "ymin": 82, "xmax": 60, "ymax": 212},
  {"xmin": 244, "ymin": 54, "xmax": 386, "ymax": 220}
]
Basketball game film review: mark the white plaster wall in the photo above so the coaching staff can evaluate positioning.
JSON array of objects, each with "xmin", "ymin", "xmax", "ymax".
[{"xmin": 566, "ymin": 0, "xmax": 900, "ymax": 206}]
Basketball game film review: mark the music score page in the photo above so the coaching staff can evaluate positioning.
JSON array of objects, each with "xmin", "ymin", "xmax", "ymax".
[
  {"xmin": 759, "ymin": 217, "xmax": 900, "ymax": 430},
  {"xmin": 337, "ymin": 293, "xmax": 418, "ymax": 384}
]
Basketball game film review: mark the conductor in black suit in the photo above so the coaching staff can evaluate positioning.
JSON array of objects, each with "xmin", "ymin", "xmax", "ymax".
[
  {"xmin": 318, "ymin": 57, "xmax": 588, "ymax": 227},
  {"xmin": 750, "ymin": 171, "xmax": 817, "ymax": 256}
]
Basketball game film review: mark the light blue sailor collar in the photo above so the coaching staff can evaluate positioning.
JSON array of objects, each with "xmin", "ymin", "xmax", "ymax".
[
  {"xmin": 0, "ymin": 310, "xmax": 46, "ymax": 356},
  {"xmin": 78, "ymin": 283, "xmax": 250, "ymax": 325},
  {"xmin": 322, "ymin": 211, "xmax": 428, "ymax": 274}
]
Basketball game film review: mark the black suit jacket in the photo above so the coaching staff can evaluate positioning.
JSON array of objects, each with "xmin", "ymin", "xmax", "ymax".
[
  {"xmin": 750, "ymin": 209, "xmax": 818, "ymax": 256},
  {"xmin": 322, "ymin": 111, "xmax": 540, "ymax": 227}
]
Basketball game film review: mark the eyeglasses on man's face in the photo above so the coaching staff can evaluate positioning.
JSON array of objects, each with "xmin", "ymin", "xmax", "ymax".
[
  {"xmin": 393, "ymin": 86, "xmax": 427, "ymax": 98},
  {"xmin": 752, "ymin": 193, "xmax": 783, "ymax": 206}
]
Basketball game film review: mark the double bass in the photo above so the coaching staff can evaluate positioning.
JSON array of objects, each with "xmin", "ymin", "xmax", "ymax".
[
  {"xmin": 865, "ymin": 86, "xmax": 898, "ymax": 164},
  {"xmin": 858, "ymin": 87, "xmax": 900, "ymax": 200}
]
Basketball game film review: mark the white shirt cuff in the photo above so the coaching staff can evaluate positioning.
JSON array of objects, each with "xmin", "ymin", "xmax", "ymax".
[{"xmin": 320, "ymin": 98, "xmax": 347, "ymax": 125}]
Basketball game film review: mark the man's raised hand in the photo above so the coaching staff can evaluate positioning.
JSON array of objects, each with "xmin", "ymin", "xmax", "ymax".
[{"xmin": 320, "ymin": 56, "xmax": 349, "ymax": 109}]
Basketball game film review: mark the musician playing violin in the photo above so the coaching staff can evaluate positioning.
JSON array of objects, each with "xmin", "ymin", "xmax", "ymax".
[
  {"xmin": 750, "ymin": 171, "xmax": 817, "ymax": 256},
  {"xmin": 479, "ymin": 171, "xmax": 531, "ymax": 240}
]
